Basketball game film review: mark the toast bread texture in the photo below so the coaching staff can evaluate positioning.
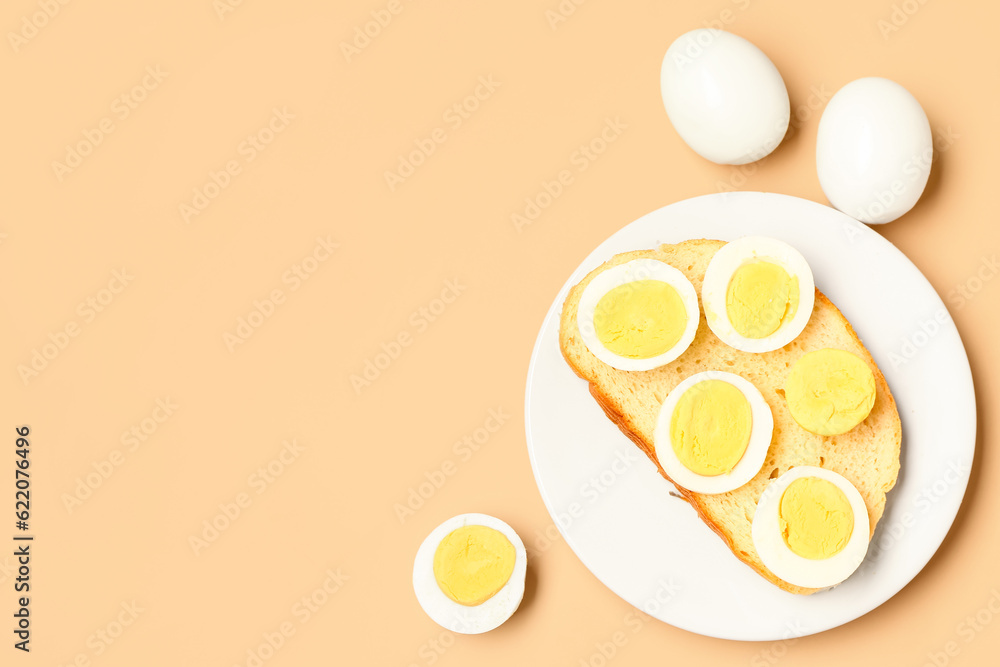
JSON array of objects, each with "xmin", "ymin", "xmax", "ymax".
[{"xmin": 558, "ymin": 239, "xmax": 902, "ymax": 595}]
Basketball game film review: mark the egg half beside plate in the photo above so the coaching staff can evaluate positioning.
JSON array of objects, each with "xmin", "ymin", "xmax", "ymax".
[{"xmin": 413, "ymin": 513, "xmax": 526, "ymax": 634}]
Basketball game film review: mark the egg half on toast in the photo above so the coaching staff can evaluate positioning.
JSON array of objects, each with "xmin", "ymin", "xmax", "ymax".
[{"xmin": 559, "ymin": 238, "xmax": 901, "ymax": 594}]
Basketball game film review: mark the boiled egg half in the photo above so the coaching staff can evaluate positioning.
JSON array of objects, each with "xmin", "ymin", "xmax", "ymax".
[
  {"xmin": 752, "ymin": 466, "xmax": 870, "ymax": 589},
  {"xmin": 702, "ymin": 237, "xmax": 814, "ymax": 353},
  {"xmin": 577, "ymin": 258, "xmax": 699, "ymax": 371},
  {"xmin": 413, "ymin": 513, "xmax": 526, "ymax": 634},
  {"xmin": 653, "ymin": 370, "xmax": 774, "ymax": 494}
]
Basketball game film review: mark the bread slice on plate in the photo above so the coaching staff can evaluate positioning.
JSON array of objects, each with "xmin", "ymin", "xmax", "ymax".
[{"xmin": 558, "ymin": 239, "xmax": 902, "ymax": 595}]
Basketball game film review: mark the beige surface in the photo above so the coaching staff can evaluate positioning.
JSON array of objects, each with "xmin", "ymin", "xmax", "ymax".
[{"xmin": 0, "ymin": 0, "xmax": 996, "ymax": 664}]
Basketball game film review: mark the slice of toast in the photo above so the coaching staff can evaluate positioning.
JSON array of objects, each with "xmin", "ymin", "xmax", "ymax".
[{"xmin": 559, "ymin": 239, "xmax": 901, "ymax": 595}]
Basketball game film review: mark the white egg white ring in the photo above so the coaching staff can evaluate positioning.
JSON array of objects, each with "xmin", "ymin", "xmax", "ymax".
[
  {"xmin": 702, "ymin": 236, "xmax": 815, "ymax": 353},
  {"xmin": 577, "ymin": 258, "xmax": 699, "ymax": 371},
  {"xmin": 653, "ymin": 370, "xmax": 774, "ymax": 494},
  {"xmin": 751, "ymin": 466, "xmax": 870, "ymax": 590},
  {"xmin": 412, "ymin": 513, "xmax": 527, "ymax": 634}
]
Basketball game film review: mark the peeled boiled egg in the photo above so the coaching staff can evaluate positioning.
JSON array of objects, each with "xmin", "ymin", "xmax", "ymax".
[
  {"xmin": 413, "ymin": 513, "xmax": 526, "ymax": 634},
  {"xmin": 653, "ymin": 370, "xmax": 774, "ymax": 494},
  {"xmin": 660, "ymin": 29, "xmax": 790, "ymax": 165},
  {"xmin": 577, "ymin": 258, "xmax": 699, "ymax": 371},
  {"xmin": 752, "ymin": 466, "xmax": 870, "ymax": 589},
  {"xmin": 701, "ymin": 237, "xmax": 815, "ymax": 353},
  {"xmin": 817, "ymin": 77, "xmax": 933, "ymax": 224}
]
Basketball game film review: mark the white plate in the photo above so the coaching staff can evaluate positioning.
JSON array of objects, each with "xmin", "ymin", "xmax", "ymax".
[{"xmin": 524, "ymin": 192, "xmax": 975, "ymax": 641}]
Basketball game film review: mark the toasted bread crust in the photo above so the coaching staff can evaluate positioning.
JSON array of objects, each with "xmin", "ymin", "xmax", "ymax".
[{"xmin": 559, "ymin": 240, "xmax": 902, "ymax": 595}]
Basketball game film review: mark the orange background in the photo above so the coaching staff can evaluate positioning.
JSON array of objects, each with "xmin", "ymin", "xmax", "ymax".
[{"xmin": 1, "ymin": 0, "xmax": 997, "ymax": 664}]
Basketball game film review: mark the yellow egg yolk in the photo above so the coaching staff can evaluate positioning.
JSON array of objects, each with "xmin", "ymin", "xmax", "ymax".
[
  {"xmin": 593, "ymin": 280, "xmax": 687, "ymax": 359},
  {"xmin": 432, "ymin": 525, "xmax": 515, "ymax": 606},
  {"xmin": 725, "ymin": 260, "xmax": 799, "ymax": 339},
  {"xmin": 784, "ymin": 348, "xmax": 876, "ymax": 436},
  {"xmin": 779, "ymin": 477, "xmax": 855, "ymax": 559},
  {"xmin": 669, "ymin": 380, "xmax": 752, "ymax": 476}
]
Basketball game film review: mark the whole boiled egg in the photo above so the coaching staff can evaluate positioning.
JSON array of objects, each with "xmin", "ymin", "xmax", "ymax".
[
  {"xmin": 702, "ymin": 237, "xmax": 815, "ymax": 353},
  {"xmin": 817, "ymin": 77, "xmax": 933, "ymax": 224},
  {"xmin": 752, "ymin": 466, "xmax": 870, "ymax": 589},
  {"xmin": 413, "ymin": 513, "xmax": 526, "ymax": 634},
  {"xmin": 661, "ymin": 29, "xmax": 790, "ymax": 165},
  {"xmin": 653, "ymin": 370, "xmax": 774, "ymax": 494},
  {"xmin": 577, "ymin": 258, "xmax": 700, "ymax": 371}
]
